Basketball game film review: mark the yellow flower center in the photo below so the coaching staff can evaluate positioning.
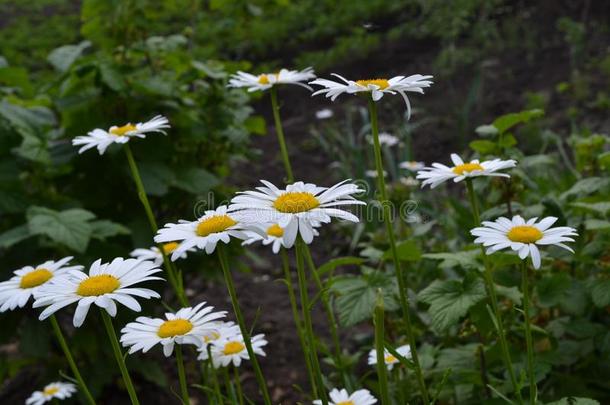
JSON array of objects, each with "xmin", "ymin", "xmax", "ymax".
[
  {"xmin": 19, "ymin": 268, "xmax": 53, "ymax": 289},
  {"xmin": 162, "ymin": 242, "xmax": 179, "ymax": 254},
  {"xmin": 196, "ymin": 215, "xmax": 237, "ymax": 237},
  {"xmin": 385, "ymin": 354, "xmax": 397, "ymax": 363},
  {"xmin": 258, "ymin": 74, "xmax": 270, "ymax": 84},
  {"xmin": 204, "ymin": 331, "xmax": 221, "ymax": 343},
  {"xmin": 110, "ymin": 123, "xmax": 137, "ymax": 136},
  {"xmin": 273, "ymin": 192, "xmax": 320, "ymax": 213},
  {"xmin": 452, "ymin": 162, "xmax": 484, "ymax": 175},
  {"xmin": 507, "ymin": 226, "xmax": 543, "ymax": 243},
  {"xmin": 337, "ymin": 402, "xmax": 355, "ymax": 405},
  {"xmin": 356, "ymin": 79, "xmax": 390, "ymax": 89},
  {"xmin": 77, "ymin": 275, "xmax": 120, "ymax": 297},
  {"xmin": 157, "ymin": 319, "xmax": 193, "ymax": 338},
  {"xmin": 267, "ymin": 224, "xmax": 284, "ymax": 237},
  {"xmin": 223, "ymin": 341, "xmax": 245, "ymax": 355},
  {"xmin": 43, "ymin": 386, "xmax": 59, "ymax": 396}
]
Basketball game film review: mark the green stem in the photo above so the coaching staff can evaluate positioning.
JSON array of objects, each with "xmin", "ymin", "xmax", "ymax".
[
  {"xmin": 123, "ymin": 143, "xmax": 187, "ymax": 307},
  {"xmin": 175, "ymin": 345, "xmax": 190, "ymax": 404},
  {"xmin": 280, "ymin": 248, "xmax": 317, "ymax": 397},
  {"xmin": 100, "ymin": 311, "xmax": 140, "ymax": 405},
  {"xmin": 295, "ymin": 238, "xmax": 328, "ymax": 404},
  {"xmin": 521, "ymin": 262, "xmax": 537, "ymax": 405},
  {"xmin": 465, "ymin": 179, "xmax": 523, "ymax": 404},
  {"xmin": 302, "ymin": 244, "xmax": 350, "ymax": 389},
  {"xmin": 374, "ymin": 292, "xmax": 391, "ymax": 405},
  {"xmin": 216, "ymin": 245, "xmax": 272, "ymax": 405},
  {"xmin": 234, "ymin": 366, "xmax": 245, "ymax": 405},
  {"xmin": 207, "ymin": 347, "xmax": 223, "ymax": 404},
  {"xmin": 270, "ymin": 86, "xmax": 294, "ymax": 183},
  {"xmin": 223, "ymin": 367, "xmax": 237, "ymax": 403},
  {"xmin": 49, "ymin": 315, "xmax": 96, "ymax": 405},
  {"xmin": 368, "ymin": 96, "xmax": 429, "ymax": 404},
  {"xmin": 199, "ymin": 361, "xmax": 212, "ymax": 405}
]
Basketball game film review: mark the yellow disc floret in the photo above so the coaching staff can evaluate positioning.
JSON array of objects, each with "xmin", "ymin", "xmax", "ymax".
[
  {"xmin": 223, "ymin": 341, "xmax": 245, "ymax": 355},
  {"xmin": 77, "ymin": 275, "xmax": 120, "ymax": 297},
  {"xmin": 337, "ymin": 401, "xmax": 355, "ymax": 405},
  {"xmin": 110, "ymin": 123, "xmax": 137, "ymax": 136},
  {"xmin": 356, "ymin": 79, "xmax": 390, "ymax": 89},
  {"xmin": 157, "ymin": 319, "xmax": 193, "ymax": 338},
  {"xmin": 273, "ymin": 192, "xmax": 320, "ymax": 213},
  {"xmin": 162, "ymin": 242, "xmax": 179, "ymax": 254},
  {"xmin": 507, "ymin": 226, "xmax": 543, "ymax": 243},
  {"xmin": 452, "ymin": 162, "xmax": 484, "ymax": 175},
  {"xmin": 258, "ymin": 74, "xmax": 270, "ymax": 84},
  {"xmin": 20, "ymin": 268, "xmax": 53, "ymax": 289},
  {"xmin": 266, "ymin": 224, "xmax": 284, "ymax": 237},
  {"xmin": 43, "ymin": 386, "xmax": 59, "ymax": 396},
  {"xmin": 196, "ymin": 215, "xmax": 237, "ymax": 237},
  {"xmin": 385, "ymin": 354, "xmax": 398, "ymax": 363}
]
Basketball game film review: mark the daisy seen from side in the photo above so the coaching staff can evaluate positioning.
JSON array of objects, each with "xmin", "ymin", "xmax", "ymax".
[
  {"xmin": 228, "ymin": 67, "xmax": 316, "ymax": 92},
  {"xmin": 313, "ymin": 388, "xmax": 378, "ymax": 405},
  {"xmin": 367, "ymin": 344, "xmax": 411, "ymax": 371},
  {"xmin": 26, "ymin": 381, "xmax": 77, "ymax": 405},
  {"xmin": 130, "ymin": 242, "xmax": 193, "ymax": 266}
]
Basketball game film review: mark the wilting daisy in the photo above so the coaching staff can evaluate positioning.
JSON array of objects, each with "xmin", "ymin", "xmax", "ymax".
[
  {"xmin": 416, "ymin": 153, "xmax": 517, "ymax": 189},
  {"xmin": 310, "ymin": 73, "xmax": 433, "ymax": 118},
  {"xmin": 313, "ymin": 388, "xmax": 377, "ymax": 405},
  {"xmin": 228, "ymin": 67, "xmax": 315, "ymax": 92},
  {"xmin": 471, "ymin": 216, "xmax": 578, "ymax": 269},
  {"xmin": 367, "ymin": 344, "xmax": 411, "ymax": 371},
  {"xmin": 0, "ymin": 257, "xmax": 81, "ymax": 312},
  {"xmin": 368, "ymin": 132, "xmax": 399, "ymax": 147},
  {"xmin": 26, "ymin": 381, "xmax": 76, "ymax": 405},
  {"xmin": 208, "ymin": 330, "xmax": 268, "ymax": 368},
  {"xmin": 399, "ymin": 161, "xmax": 425, "ymax": 171},
  {"xmin": 155, "ymin": 205, "xmax": 255, "ymax": 259},
  {"xmin": 197, "ymin": 321, "xmax": 241, "ymax": 360},
  {"xmin": 120, "ymin": 302, "xmax": 226, "ymax": 357},
  {"xmin": 229, "ymin": 180, "xmax": 365, "ymax": 248},
  {"xmin": 130, "ymin": 242, "xmax": 193, "ymax": 266},
  {"xmin": 33, "ymin": 258, "xmax": 163, "ymax": 327},
  {"xmin": 72, "ymin": 115, "xmax": 169, "ymax": 155}
]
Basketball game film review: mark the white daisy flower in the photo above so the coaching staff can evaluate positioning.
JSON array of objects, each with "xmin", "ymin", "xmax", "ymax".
[
  {"xmin": 0, "ymin": 257, "xmax": 81, "ymax": 312},
  {"xmin": 26, "ymin": 381, "xmax": 77, "ymax": 405},
  {"xmin": 72, "ymin": 115, "xmax": 169, "ymax": 155},
  {"xmin": 367, "ymin": 344, "xmax": 411, "ymax": 371},
  {"xmin": 365, "ymin": 170, "xmax": 387, "ymax": 178},
  {"xmin": 208, "ymin": 330, "xmax": 268, "ymax": 368},
  {"xmin": 471, "ymin": 215, "xmax": 578, "ymax": 269},
  {"xmin": 313, "ymin": 388, "xmax": 377, "ymax": 405},
  {"xmin": 120, "ymin": 301, "xmax": 226, "ymax": 357},
  {"xmin": 416, "ymin": 153, "xmax": 517, "ymax": 189},
  {"xmin": 228, "ymin": 67, "xmax": 316, "ymax": 92},
  {"xmin": 33, "ymin": 258, "xmax": 163, "ymax": 327},
  {"xmin": 310, "ymin": 73, "xmax": 433, "ymax": 118},
  {"xmin": 129, "ymin": 242, "xmax": 193, "ymax": 266},
  {"xmin": 154, "ymin": 205, "xmax": 255, "ymax": 259},
  {"xmin": 315, "ymin": 108, "xmax": 334, "ymax": 119},
  {"xmin": 368, "ymin": 132, "xmax": 399, "ymax": 147},
  {"xmin": 242, "ymin": 223, "xmax": 320, "ymax": 254},
  {"xmin": 399, "ymin": 161, "xmax": 425, "ymax": 171},
  {"xmin": 229, "ymin": 180, "xmax": 365, "ymax": 248},
  {"xmin": 197, "ymin": 321, "xmax": 241, "ymax": 361}
]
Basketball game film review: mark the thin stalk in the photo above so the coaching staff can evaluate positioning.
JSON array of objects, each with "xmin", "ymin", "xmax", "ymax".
[
  {"xmin": 302, "ymin": 244, "xmax": 349, "ymax": 388},
  {"xmin": 207, "ymin": 347, "xmax": 223, "ymax": 404},
  {"xmin": 521, "ymin": 262, "xmax": 536, "ymax": 405},
  {"xmin": 367, "ymin": 97, "xmax": 429, "ymax": 404},
  {"xmin": 100, "ymin": 311, "xmax": 140, "ymax": 405},
  {"xmin": 123, "ymin": 143, "xmax": 187, "ymax": 306},
  {"xmin": 216, "ymin": 245, "xmax": 272, "ymax": 405},
  {"xmin": 234, "ymin": 367, "xmax": 245, "ymax": 405},
  {"xmin": 465, "ymin": 179, "xmax": 523, "ymax": 404},
  {"xmin": 374, "ymin": 292, "xmax": 391, "ymax": 405},
  {"xmin": 270, "ymin": 86, "xmax": 294, "ymax": 183},
  {"xmin": 295, "ymin": 238, "xmax": 328, "ymax": 404},
  {"xmin": 280, "ymin": 248, "xmax": 317, "ymax": 396},
  {"xmin": 49, "ymin": 315, "xmax": 96, "ymax": 405},
  {"xmin": 223, "ymin": 367, "xmax": 237, "ymax": 403},
  {"xmin": 199, "ymin": 361, "xmax": 212, "ymax": 405},
  {"xmin": 175, "ymin": 345, "xmax": 190, "ymax": 404}
]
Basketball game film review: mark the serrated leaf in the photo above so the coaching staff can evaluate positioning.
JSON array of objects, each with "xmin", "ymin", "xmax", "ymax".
[
  {"xmin": 469, "ymin": 140, "xmax": 496, "ymax": 155},
  {"xmin": 0, "ymin": 225, "xmax": 32, "ymax": 248},
  {"xmin": 382, "ymin": 240, "xmax": 421, "ymax": 262},
  {"xmin": 492, "ymin": 109, "xmax": 544, "ymax": 134},
  {"xmin": 47, "ymin": 41, "xmax": 91, "ymax": 72},
  {"xmin": 536, "ymin": 273, "xmax": 571, "ymax": 308},
  {"xmin": 139, "ymin": 162, "xmax": 174, "ymax": 196},
  {"xmin": 27, "ymin": 206, "xmax": 95, "ymax": 252},
  {"xmin": 317, "ymin": 256, "xmax": 364, "ymax": 277},
  {"xmin": 560, "ymin": 177, "xmax": 610, "ymax": 201},
  {"xmin": 90, "ymin": 220, "xmax": 131, "ymax": 240},
  {"xmin": 570, "ymin": 201, "xmax": 610, "ymax": 216},
  {"xmin": 423, "ymin": 250, "xmax": 479, "ymax": 269},
  {"xmin": 590, "ymin": 279, "xmax": 610, "ymax": 308},
  {"xmin": 171, "ymin": 167, "xmax": 219, "ymax": 195}
]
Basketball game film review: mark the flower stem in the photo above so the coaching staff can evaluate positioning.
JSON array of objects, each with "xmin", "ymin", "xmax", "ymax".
[
  {"xmin": 123, "ymin": 143, "xmax": 188, "ymax": 307},
  {"xmin": 270, "ymin": 86, "xmax": 294, "ymax": 183},
  {"xmin": 295, "ymin": 238, "xmax": 328, "ymax": 404},
  {"xmin": 367, "ymin": 96, "xmax": 429, "ymax": 404},
  {"xmin": 280, "ymin": 248, "xmax": 318, "ymax": 397},
  {"xmin": 521, "ymin": 261, "xmax": 537, "ymax": 405},
  {"xmin": 465, "ymin": 179, "xmax": 523, "ymax": 404},
  {"xmin": 49, "ymin": 315, "xmax": 96, "ymax": 405},
  {"xmin": 374, "ymin": 291, "xmax": 391, "ymax": 405},
  {"xmin": 100, "ymin": 311, "xmax": 140, "ymax": 405},
  {"xmin": 207, "ymin": 347, "xmax": 223, "ymax": 403},
  {"xmin": 175, "ymin": 345, "xmax": 190, "ymax": 404},
  {"xmin": 216, "ymin": 245, "xmax": 271, "ymax": 405},
  {"xmin": 234, "ymin": 366, "xmax": 245, "ymax": 405}
]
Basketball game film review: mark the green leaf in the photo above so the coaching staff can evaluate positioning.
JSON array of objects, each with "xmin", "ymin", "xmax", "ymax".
[
  {"xmin": 171, "ymin": 167, "xmax": 219, "ymax": 195},
  {"xmin": 469, "ymin": 140, "xmax": 496, "ymax": 155},
  {"xmin": 0, "ymin": 225, "xmax": 32, "ymax": 248},
  {"xmin": 584, "ymin": 219, "xmax": 610, "ymax": 231},
  {"xmin": 590, "ymin": 279, "xmax": 610, "ymax": 308},
  {"xmin": 139, "ymin": 162, "xmax": 174, "ymax": 196},
  {"xmin": 382, "ymin": 240, "xmax": 421, "ymax": 262},
  {"xmin": 570, "ymin": 201, "xmax": 610, "ymax": 216},
  {"xmin": 536, "ymin": 273, "xmax": 571, "ymax": 308},
  {"xmin": 547, "ymin": 398, "xmax": 600, "ymax": 405},
  {"xmin": 423, "ymin": 250, "xmax": 479, "ymax": 269},
  {"xmin": 90, "ymin": 220, "xmax": 131, "ymax": 240},
  {"xmin": 27, "ymin": 206, "xmax": 95, "ymax": 253},
  {"xmin": 317, "ymin": 256, "xmax": 365, "ymax": 277},
  {"xmin": 331, "ymin": 270, "xmax": 399, "ymax": 327},
  {"xmin": 244, "ymin": 116, "xmax": 267, "ymax": 135},
  {"xmin": 98, "ymin": 62, "xmax": 126, "ymax": 92},
  {"xmin": 419, "ymin": 273, "xmax": 487, "ymax": 333},
  {"xmin": 492, "ymin": 109, "xmax": 544, "ymax": 134},
  {"xmin": 47, "ymin": 41, "xmax": 91, "ymax": 72},
  {"xmin": 560, "ymin": 177, "xmax": 610, "ymax": 201}
]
